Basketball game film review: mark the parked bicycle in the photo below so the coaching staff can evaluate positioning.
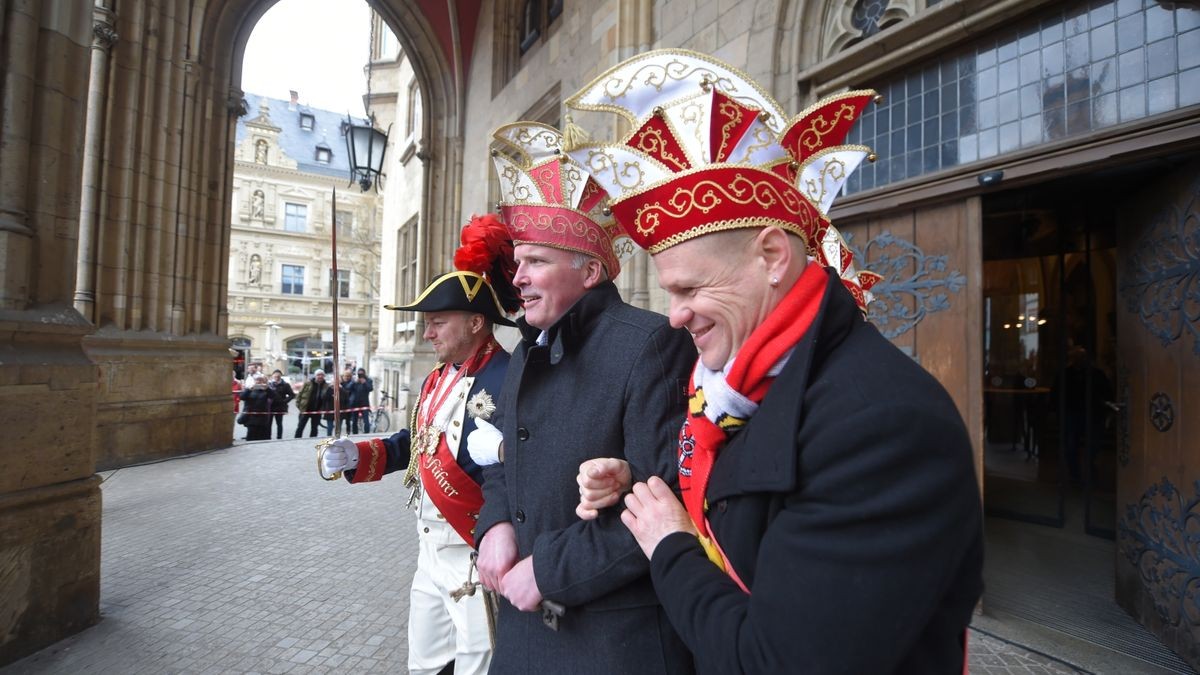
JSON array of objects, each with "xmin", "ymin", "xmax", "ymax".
[{"xmin": 371, "ymin": 389, "xmax": 397, "ymax": 434}]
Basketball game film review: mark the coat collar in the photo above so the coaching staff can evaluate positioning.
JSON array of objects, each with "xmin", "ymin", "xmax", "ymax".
[
  {"xmin": 516, "ymin": 281, "xmax": 622, "ymax": 365},
  {"xmin": 706, "ymin": 266, "xmax": 861, "ymax": 499}
]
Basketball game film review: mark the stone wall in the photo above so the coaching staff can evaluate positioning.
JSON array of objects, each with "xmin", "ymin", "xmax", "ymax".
[{"xmin": 0, "ymin": 0, "xmax": 101, "ymax": 664}]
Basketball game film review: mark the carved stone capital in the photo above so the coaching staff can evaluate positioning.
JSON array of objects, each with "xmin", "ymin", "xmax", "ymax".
[
  {"xmin": 92, "ymin": 21, "xmax": 118, "ymax": 50},
  {"xmin": 228, "ymin": 87, "xmax": 248, "ymax": 117}
]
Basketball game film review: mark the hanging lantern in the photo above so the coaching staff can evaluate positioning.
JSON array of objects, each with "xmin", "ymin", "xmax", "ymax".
[{"xmin": 344, "ymin": 115, "xmax": 389, "ymax": 192}]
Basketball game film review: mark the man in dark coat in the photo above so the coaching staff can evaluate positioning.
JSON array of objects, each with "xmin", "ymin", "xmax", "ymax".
[
  {"xmin": 568, "ymin": 50, "xmax": 983, "ymax": 674},
  {"xmin": 267, "ymin": 369, "xmax": 294, "ymax": 439},
  {"xmin": 467, "ymin": 125, "xmax": 696, "ymax": 675},
  {"xmin": 294, "ymin": 369, "xmax": 333, "ymax": 438},
  {"xmin": 239, "ymin": 372, "xmax": 277, "ymax": 441}
]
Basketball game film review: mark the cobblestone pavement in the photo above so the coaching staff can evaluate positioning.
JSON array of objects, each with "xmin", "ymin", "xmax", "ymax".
[{"xmin": 4, "ymin": 437, "xmax": 1096, "ymax": 674}]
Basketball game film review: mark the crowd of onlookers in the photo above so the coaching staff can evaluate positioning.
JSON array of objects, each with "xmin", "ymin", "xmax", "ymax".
[{"xmin": 232, "ymin": 363, "xmax": 374, "ymax": 441}]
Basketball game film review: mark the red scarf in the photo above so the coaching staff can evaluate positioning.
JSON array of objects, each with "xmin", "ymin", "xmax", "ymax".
[{"xmin": 678, "ymin": 264, "xmax": 828, "ymax": 548}]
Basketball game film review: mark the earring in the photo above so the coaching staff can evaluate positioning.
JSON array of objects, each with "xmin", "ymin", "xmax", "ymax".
[{"xmin": 770, "ymin": 276, "xmax": 779, "ymax": 287}]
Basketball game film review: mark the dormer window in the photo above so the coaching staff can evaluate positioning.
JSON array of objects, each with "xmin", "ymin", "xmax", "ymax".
[
  {"xmin": 315, "ymin": 147, "xmax": 331, "ymax": 163},
  {"xmin": 300, "ymin": 113, "xmax": 315, "ymax": 131}
]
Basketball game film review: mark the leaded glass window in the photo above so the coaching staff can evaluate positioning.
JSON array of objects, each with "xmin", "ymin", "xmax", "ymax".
[
  {"xmin": 851, "ymin": 0, "xmax": 888, "ymax": 39},
  {"xmin": 844, "ymin": 0, "xmax": 1200, "ymax": 194}
]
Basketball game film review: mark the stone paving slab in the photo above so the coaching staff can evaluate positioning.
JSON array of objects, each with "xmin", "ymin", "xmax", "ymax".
[{"xmin": 2, "ymin": 437, "xmax": 1097, "ymax": 674}]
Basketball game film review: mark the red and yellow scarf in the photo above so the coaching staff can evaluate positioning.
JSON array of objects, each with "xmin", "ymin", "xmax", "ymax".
[{"xmin": 677, "ymin": 263, "xmax": 828, "ymax": 584}]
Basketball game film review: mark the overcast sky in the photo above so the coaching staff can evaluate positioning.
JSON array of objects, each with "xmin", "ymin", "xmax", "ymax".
[{"xmin": 241, "ymin": 0, "xmax": 373, "ymax": 115}]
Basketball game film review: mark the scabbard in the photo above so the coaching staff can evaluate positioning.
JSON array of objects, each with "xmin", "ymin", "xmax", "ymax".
[{"xmin": 482, "ymin": 588, "xmax": 500, "ymax": 648}]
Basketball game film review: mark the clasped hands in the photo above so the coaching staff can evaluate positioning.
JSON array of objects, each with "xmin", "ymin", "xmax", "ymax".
[
  {"xmin": 476, "ymin": 522, "xmax": 543, "ymax": 611},
  {"xmin": 576, "ymin": 458, "xmax": 696, "ymax": 558}
]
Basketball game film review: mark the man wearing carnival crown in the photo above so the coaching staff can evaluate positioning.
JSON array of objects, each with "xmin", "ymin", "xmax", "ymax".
[
  {"xmin": 319, "ymin": 215, "xmax": 521, "ymax": 675},
  {"xmin": 570, "ymin": 50, "xmax": 983, "ymax": 674},
  {"xmin": 463, "ymin": 123, "xmax": 697, "ymax": 673}
]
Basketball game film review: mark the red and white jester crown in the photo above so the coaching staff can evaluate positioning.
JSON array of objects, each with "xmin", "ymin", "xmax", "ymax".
[
  {"xmin": 490, "ymin": 122, "xmax": 634, "ymax": 279},
  {"xmin": 564, "ymin": 48, "xmax": 883, "ymax": 311}
]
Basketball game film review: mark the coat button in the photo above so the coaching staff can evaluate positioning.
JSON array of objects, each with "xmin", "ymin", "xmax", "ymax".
[
  {"xmin": 717, "ymin": 500, "xmax": 728, "ymax": 513},
  {"xmin": 423, "ymin": 527, "xmax": 430, "ymax": 533},
  {"xmin": 517, "ymin": 427, "xmax": 530, "ymax": 441},
  {"xmin": 515, "ymin": 509, "xmax": 526, "ymax": 523}
]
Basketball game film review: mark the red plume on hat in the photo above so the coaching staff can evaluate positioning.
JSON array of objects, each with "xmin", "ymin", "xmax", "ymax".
[{"xmin": 454, "ymin": 213, "xmax": 522, "ymax": 315}]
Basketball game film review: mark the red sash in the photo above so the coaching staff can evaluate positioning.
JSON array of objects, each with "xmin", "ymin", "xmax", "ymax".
[{"xmin": 420, "ymin": 435, "xmax": 486, "ymax": 545}]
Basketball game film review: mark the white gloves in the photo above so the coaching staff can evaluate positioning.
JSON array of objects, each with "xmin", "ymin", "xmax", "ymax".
[
  {"xmin": 320, "ymin": 437, "xmax": 359, "ymax": 478},
  {"xmin": 466, "ymin": 418, "xmax": 504, "ymax": 466}
]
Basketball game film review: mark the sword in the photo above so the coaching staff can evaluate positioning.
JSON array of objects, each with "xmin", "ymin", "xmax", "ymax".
[{"xmin": 317, "ymin": 186, "xmax": 343, "ymax": 480}]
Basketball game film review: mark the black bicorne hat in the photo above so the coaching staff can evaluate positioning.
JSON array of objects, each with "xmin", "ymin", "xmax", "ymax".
[{"xmin": 384, "ymin": 271, "xmax": 518, "ymax": 327}]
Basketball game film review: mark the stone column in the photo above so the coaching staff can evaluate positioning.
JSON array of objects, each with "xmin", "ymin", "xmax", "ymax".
[
  {"xmin": 74, "ymin": 1, "xmax": 118, "ymax": 320},
  {"xmin": 616, "ymin": 0, "xmax": 654, "ymax": 310},
  {"xmin": 0, "ymin": 0, "xmax": 102, "ymax": 666}
]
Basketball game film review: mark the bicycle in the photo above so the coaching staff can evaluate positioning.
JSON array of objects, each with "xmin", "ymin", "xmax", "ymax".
[{"xmin": 371, "ymin": 389, "xmax": 398, "ymax": 434}]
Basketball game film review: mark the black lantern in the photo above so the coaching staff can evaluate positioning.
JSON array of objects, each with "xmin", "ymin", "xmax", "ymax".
[{"xmin": 344, "ymin": 115, "xmax": 389, "ymax": 192}]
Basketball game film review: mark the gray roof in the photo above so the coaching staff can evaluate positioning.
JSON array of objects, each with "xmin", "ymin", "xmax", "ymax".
[{"xmin": 236, "ymin": 92, "xmax": 372, "ymax": 180}]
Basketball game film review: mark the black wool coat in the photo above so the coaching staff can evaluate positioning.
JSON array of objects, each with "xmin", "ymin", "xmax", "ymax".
[
  {"xmin": 476, "ymin": 281, "xmax": 697, "ymax": 675},
  {"xmin": 649, "ymin": 267, "xmax": 984, "ymax": 675}
]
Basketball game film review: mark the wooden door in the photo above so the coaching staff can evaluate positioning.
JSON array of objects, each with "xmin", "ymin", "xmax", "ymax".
[
  {"xmin": 1114, "ymin": 161, "xmax": 1200, "ymax": 670},
  {"xmin": 839, "ymin": 197, "xmax": 983, "ymax": 482}
]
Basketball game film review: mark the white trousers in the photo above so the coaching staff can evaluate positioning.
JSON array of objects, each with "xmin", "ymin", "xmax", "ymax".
[{"xmin": 408, "ymin": 524, "xmax": 493, "ymax": 675}]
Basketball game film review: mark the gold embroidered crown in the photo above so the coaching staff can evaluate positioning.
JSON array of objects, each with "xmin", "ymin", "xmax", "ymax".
[
  {"xmin": 490, "ymin": 122, "xmax": 634, "ymax": 279},
  {"xmin": 563, "ymin": 49, "xmax": 882, "ymax": 310}
]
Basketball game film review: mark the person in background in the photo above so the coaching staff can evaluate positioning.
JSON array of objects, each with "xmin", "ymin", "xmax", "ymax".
[
  {"xmin": 294, "ymin": 369, "xmax": 333, "ymax": 438},
  {"xmin": 267, "ymin": 369, "xmax": 295, "ymax": 440},
  {"xmin": 350, "ymin": 368, "xmax": 374, "ymax": 434},
  {"xmin": 239, "ymin": 372, "xmax": 276, "ymax": 441}
]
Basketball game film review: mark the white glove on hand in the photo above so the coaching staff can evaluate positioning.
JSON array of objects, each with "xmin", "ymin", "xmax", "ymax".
[
  {"xmin": 321, "ymin": 437, "xmax": 359, "ymax": 478},
  {"xmin": 466, "ymin": 418, "xmax": 504, "ymax": 466}
]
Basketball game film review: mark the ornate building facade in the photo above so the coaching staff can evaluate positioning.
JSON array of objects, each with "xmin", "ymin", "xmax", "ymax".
[
  {"xmin": 2, "ymin": 0, "xmax": 1199, "ymax": 668},
  {"xmin": 228, "ymin": 92, "xmax": 381, "ymax": 382}
]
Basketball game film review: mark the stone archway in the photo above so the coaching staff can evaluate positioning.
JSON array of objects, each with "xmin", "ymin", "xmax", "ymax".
[{"xmin": 0, "ymin": 0, "xmax": 463, "ymax": 664}]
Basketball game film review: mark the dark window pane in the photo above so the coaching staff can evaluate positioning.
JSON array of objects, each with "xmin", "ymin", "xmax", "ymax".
[
  {"xmin": 1147, "ymin": 38, "xmax": 1175, "ymax": 79},
  {"xmin": 907, "ymin": 123, "xmax": 922, "ymax": 150},
  {"xmin": 941, "ymin": 140, "xmax": 959, "ymax": 168},
  {"xmin": 1094, "ymin": 57, "xmax": 1117, "ymax": 94},
  {"xmin": 941, "ymin": 82, "xmax": 959, "ymax": 112},
  {"xmin": 998, "ymin": 90, "xmax": 1020, "ymax": 124},
  {"xmin": 1118, "ymin": 47, "xmax": 1145, "ymax": 87},
  {"xmin": 999, "ymin": 121, "xmax": 1020, "ymax": 153},
  {"xmin": 1020, "ymin": 27, "xmax": 1041, "ymax": 53},
  {"xmin": 924, "ymin": 116, "xmax": 940, "ymax": 147},
  {"xmin": 960, "ymin": 102, "xmax": 978, "ymax": 135},
  {"xmin": 998, "ymin": 36, "xmax": 1019, "ymax": 62},
  {"xmin": 923, "ymin": 67, "xmax": 940, "ymax": 90},
  {"xmin": 1146, "ymin": 5, "xmax": 1175, "ymax": 42},
  {"xmin": 907, "ymin": 96, "xmax": 923, "ymax": 122},
  {"xmin": 892, "ymin": 128, "xmax": 907, "ymax": 155},
  {"xmin": 892, "ymin": 156, "xmax": 907, "ymax": 182},
  {"xmin": 941, "ymin": 59, "xmax": 959, "ymax": 82},
  {"xmin": 1067, "ymin": 99, "xmax": 1092, "ymax": 134},
  {"xmin": 1089, "ymin": 2, "xmax": 1115, "ymax": 27},
  {"xmin": 999, "ymin": 58, "xmax": 1020, "ymax": 92},
  {"xmin": 924, "ymin": 145, "xmax": 940, "ymax": 173},
  {"xmin": 979, "ymin": 96, "xmax": 998, "ymax": 128},
  {"xmin": 905, "ymin": 150, "xmax": 921, "ymax": 179},
  {"xmin": 1092, "ymin": 22, "xmax": 1117, "ymax": 60},
  {"xmin": 1021, "ymin": 83, "xmax": 1042, "ymax": 116},
  {"xmin": 942, "ymin": 111, "xmax": 959, "ymax": 138},
  {"xmin": 1043, "ymin": 40, "xmax": 1065, "ymax": 75},
  {"xmin": 1117, "ymin": 14, "xmax": 1144, "ymax": 53},
  {"xmin": 1067, "ymin": 32, "xmax": 1090, "ymax": 69},
  {"xmin": 1066, "ymin": 67, "xmax": 1091, "ymax": 103}
]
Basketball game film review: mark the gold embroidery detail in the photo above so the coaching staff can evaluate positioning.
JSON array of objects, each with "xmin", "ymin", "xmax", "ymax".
[
  {"xmin": 801, "ymin": 156, "xmax": 848, "ymax": 207},
  {"xmin": 714, "ymin": 99, "xmax": 745, "ymax": 162},
  {"xmin": 632, "ymin": 124, "xmax": 688, "ymax": 172},
  {"xmin": 794, "ymin": 103, "xmax": 860, "ymax": 155},
  {"xmin": 645, "ymin": 216, "xmax": 821, "ymax": 255},
  {"xmin": 631, "ymin": 174, "xmax": 812, "ymax": 237}
]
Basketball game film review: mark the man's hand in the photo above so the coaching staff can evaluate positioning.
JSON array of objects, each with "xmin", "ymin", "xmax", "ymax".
[
  {"xmin": 466, "ymin": 418, "xmax": 504, "ymax": 466},
  {"xmin": 320, "ymin": 437, "xmax": 359, "ymax": 478},
  {"xmin": 575, "ymin": 458, "xmax": 632, "ymax": 520},
  {"xmin": 499, "ymin": 556, "xmax": 543, "ymax": 612},
  {"xmin": 621, "ymin": 476, "xmax": 698, "ymax": 558},
  {"xmin": 477, "ymin": 522, "xmax": 518, "ymax": 591}
]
